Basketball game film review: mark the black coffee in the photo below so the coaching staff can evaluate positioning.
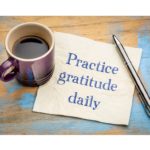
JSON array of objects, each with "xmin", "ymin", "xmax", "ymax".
[{"xmin": 13, "ymin": 36, "xmax": 49, "ymax": 59}]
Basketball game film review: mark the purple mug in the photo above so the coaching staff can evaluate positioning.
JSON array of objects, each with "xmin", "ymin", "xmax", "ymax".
[{"xmin": 0, "ymin": 22, "xmax": 55, "ymax": 86}]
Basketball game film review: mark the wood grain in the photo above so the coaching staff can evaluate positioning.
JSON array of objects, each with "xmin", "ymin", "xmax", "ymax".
[{"xmin": 0, "ymin": 16, "xmax": 150, "ymax": 134}]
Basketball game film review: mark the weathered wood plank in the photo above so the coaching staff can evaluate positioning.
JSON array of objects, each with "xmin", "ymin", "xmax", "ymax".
[{"xmin": 0, "ymin": 16, "xmax": 150, "ymax": 134}]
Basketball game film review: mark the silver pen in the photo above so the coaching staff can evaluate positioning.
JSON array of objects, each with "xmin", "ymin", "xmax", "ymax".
[{"xmin": 113, "ymin": 35, "xmax": 150, "ymax": 116}]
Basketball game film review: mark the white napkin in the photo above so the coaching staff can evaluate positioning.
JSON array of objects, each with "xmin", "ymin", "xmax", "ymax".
[{"xmin": 33, "ymin": 32, "xmax": 142, "ymax": 125}]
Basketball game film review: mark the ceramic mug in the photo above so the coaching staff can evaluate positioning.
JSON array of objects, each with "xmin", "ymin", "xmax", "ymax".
[{"xmin": 0, "ymin": 22, "xmax": 55, "ymax": 86}]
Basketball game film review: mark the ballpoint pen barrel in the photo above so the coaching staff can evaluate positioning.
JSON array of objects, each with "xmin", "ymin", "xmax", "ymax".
[{"xmin": 113, "ymin": 35, "xmax": 150, "ymax": 117}]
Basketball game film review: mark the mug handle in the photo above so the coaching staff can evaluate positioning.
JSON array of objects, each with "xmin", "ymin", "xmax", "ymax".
[{"xmin": 0, "ymin": 57, "xmax": 18, "ymax": 82}]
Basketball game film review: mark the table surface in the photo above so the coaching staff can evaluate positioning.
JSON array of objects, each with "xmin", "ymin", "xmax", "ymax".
[{"xmin": 0, "ymin": 16, "xmax": 150, "ymax": 135}]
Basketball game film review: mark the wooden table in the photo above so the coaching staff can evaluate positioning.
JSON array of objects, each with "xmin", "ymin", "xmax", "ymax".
[{"xmin": 0, "ymin": 16, "xmax": 150, "ymax": 134}]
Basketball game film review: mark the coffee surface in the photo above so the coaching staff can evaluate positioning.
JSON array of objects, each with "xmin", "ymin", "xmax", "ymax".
[{"xmin": 13, "ymin": 36, "xmax": 49, "ymax": 59}]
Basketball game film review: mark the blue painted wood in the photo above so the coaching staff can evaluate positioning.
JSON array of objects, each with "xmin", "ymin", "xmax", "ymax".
[{"xmin": 0, "ymin": 16, "xmax": 150, "ymax": 134}]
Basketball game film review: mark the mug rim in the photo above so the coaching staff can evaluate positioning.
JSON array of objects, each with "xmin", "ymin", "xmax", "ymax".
[{"xmin": 5, "ymin": 22, "xmax": 55, "ymax": 62}]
